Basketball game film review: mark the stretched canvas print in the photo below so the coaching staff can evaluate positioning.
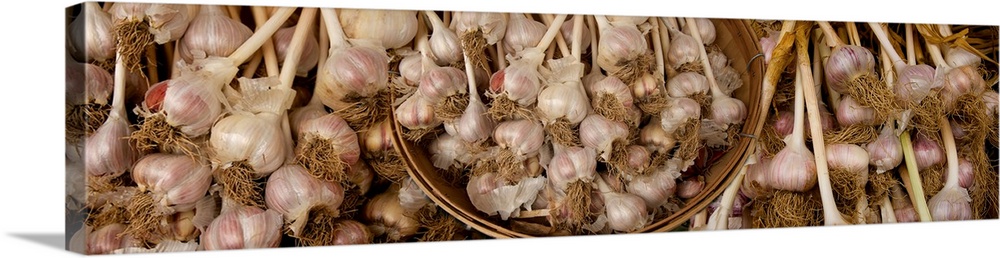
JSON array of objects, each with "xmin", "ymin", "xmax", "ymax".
[{"xmin": 64, "ymin": 1, "xmax": 999, "ymax": 254}]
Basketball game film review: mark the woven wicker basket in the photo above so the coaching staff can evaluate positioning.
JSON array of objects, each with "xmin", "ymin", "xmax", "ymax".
[{"xmin": 393, "ymin": 18, "xmax": 766, "ymax": 238}]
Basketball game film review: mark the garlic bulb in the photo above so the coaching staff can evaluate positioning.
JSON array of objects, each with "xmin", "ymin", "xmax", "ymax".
[
  {"xmin": 660, "ymin": 97, "xmax": 701, "ymax": 133},
  {"xmin": 364, "ymin": 185, "xmax": 420, "ymax": 241},
  {"xmin": 835, "ymin": 95, "xmax": 877, "ymax": 126},
  {"xmin": 453, "ymin": 12, "xmax": 508, "ymax": 45},
  {"xmin": 316, "ymin": 44, "xmax": 390, "ymax": 110},
  {"xmin": 893, "ymin": 64, "xmax": 936, "ymax": 105},
  {"xmin": 179, "ymin": 5, "xmax": 252, "ymax": 63},
  {"xmin": 953, "ymin": 157, "xmax": 974, "ymax": 189},
  {"xmin": 361, "ymin": 118, "xmax": 394, "ymax": 156},
  {"xmin": 331, "ymin": 220, "xmax": 374, "ymax": 245},
  {"xmin": 537, "ymin": 59, "xmax": 590, "ymax": 127},
  {"xmin": 418, "ymin": 66, "xmax": 467, "ymax": 102},
  {"xmin": 945, "ymin": 48, "xmax": 982, "ymax": 68},
  {"xmin": 273, "ymin": 26, "xmax": 320, "ymax": 76},
  {"xmin": 456, "ymin": 89, "xmax": 496, "ymax": 143},
  {"xmin": 201, "ymin": 205, "xmax": 283, "ymax": 250},
  {"xmin": 867, "ymin": 125, "xmax": 903, "ymax": 174},
  {"xmin": 597, "ymin": 25, "xmax": 648, "ymax": 75},
  {"xmin": 425, "ymin": 12, "xmax": 462, "ymax": 65},
  {"xmin": 346, "ymin": 160, "xmax": 375, "ymax": 194},
  {"xmin": 467, "ymin": 172, "xmax": 547, "ymax": 220},
  {"xmin": 741, "ymin": 158, "xmax": 772, "ymax": 199},
  {"xmin": 603, "ymin": 192, "xmax": 648, "ymax": 232},
  {"xmin": 710, "ymin": 96, "xmax": 748, "ymax": 126},
  {"xmin": 928, "ymin": 187, "xmax": 973, "ymax": 221},
  {"xmin": 86, "ymin": 224, "xmax": 139, "ymax": 255},
  {"xmin": 912, "ymin": 131, "xmax": 944, "ymax": 170},
  {"xmin": 607, "ymin": 16, "xmax": 648, "ymax": 26},
  {"xmin": 639, "ymin": 120, "xmax": 677, "ymax": 153},
  {"xmin": 667, "ymin": 72, "xmax": 710, "ymax": 98},
  {"xmin": 590, "ymin": 76, "xmax": 634, "ymax": 107},
  {"xmin": 395, "ymin": 93, "xmax": 441, "ymax": 130},
  {"xmin": 86, "ymin": 113, "xmax": 138, "ymax": 178},
  {"xmin": 160, "ymin": 58, "xmax": 237, "ymax": 137},
  {"xmin": 265, "ymin": 165, "xmax": 346, "ymax": 236},
  {"xmin": 494, "ymin": 119, "xmax": 546, "ymax": 157},
  {"xmin": 767, "ymin": 144, "xmax": 818, "ymax": 192},
  {"xmin": 940, "ymin": 66, "xmax": 987, "ymax": 110},
  {"xmin": 65, "ymin": 62, "xmax": 113, "ymax": 106},
  {"xmin": 561, "ymin": 18, "xmax": 591, "ymax": 54},
  {"xmin": 759, "ymin": 29, "xmax": 779, "ymax": 64},
  {"xmin": 677, "ymin": 177, "xmax": 705, "ymax": 199},
  {"xmin": 715, "ymin": 65, "xmax": 742, "ymax": 96},
  {"xmin": 504, "ymin": 13, "xmax": 546, "ymax": 55},
  {"xmin": 339, "ymin": 9, "xmax": 418, "ymax": 49},
  {"xmin": 825, "ymin": 144, "xmax": 870, "ymax": 173},
  {"xmin": 499, "ymin": 57, "xmax": 545, "ymax": 105},
  {"xmin": 399, "ymin": 178, "xmax": 432, "ymax": 213},
  {"xmin": 580, "ymin": 114, "xmax": 629, "ymax": 159},
  {"xmin": 110, "ymin": 3, "xmax": 195, "ymax": 44},
  {"xmin": 667, "ymin": 30, "xmax": 700, "ymax": 70},
  {"xmin": 681, "ymin": 18, "xmax": 716, "ymax": 45},
  {"xmin": 297, "ymin": 113, "xmax": 362, "ymax": 174},
  {"xmin": 429, "ymin": 133, "xmax": 474, "ymax": 170},
  {"xmin": 210, "ymin": 112, "xmax": 287, "ymax": 174},
  {"xmin": 626, "ymin": 165, "xmax": 681, "ymax": 208},
  {"xmin": 399, "ymin": 54, "xmax": 423, "ymax": 86},
  {"xmin": 69, "ymin": 2, "xmax": 115, "ymax": 62},
  {"xmin": 824, "ymin": 45, "xmax": 876, "ymax": 94},
  {"xmin": 707, "ymin": 50, "xmax": 729, "ymax": 72},
  {"xmin": 131, "ymin": 154, "xmax": 213, "ymax": 213},
  {"xmin": 288, "ymin": 103, "xmax": 328, "ymax": 138},
  {"xmin": 547, "ymin": 147, "xmax": 598, "ymax": 190},
  {"xmin": 632, "ymin": 73, "xmax": 661, "ymax": 100}
]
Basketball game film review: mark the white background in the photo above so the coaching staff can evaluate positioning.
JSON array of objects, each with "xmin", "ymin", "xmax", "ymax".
[{"xmin": 1, "ymin": 0, "xmax": 998, "ymax": 257}]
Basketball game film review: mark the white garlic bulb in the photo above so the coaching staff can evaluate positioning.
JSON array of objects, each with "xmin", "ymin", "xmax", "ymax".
[
  {"xmin": 639, "ymin": 120, "xmax": 677, "ymax": 153},
  {"xmin": 210, "ymin": 112, "xmax": 287, "ymax": 175},
  {"xmin": 580, "ymin": 114, "xmax": 629, "ymax": 159},
  {"xmin": 160, "ymin": 57, "xmax": 238, "ymax": 137},
  {"xmin": 429, "ymin": 133, "xmax": 474, "ymax": 170},
  {"xmin": 395, "ymin": 93, "xmax": 441, "ymax": 130},
  {"xmin": 316, "ymin": 44, "xmax": 390, "ymax": 110},
  {"xmin": 178, "ymin": 5, "xmax": 252, "ymax": 63},
  {"xmin": 547, "ymin": 146, "xmax": 598, "ymax": 190},
  {"xmin": 667, "ymin": 72, "xmax": 710, "ymax": 98},
  {"xmin": 825, "ymin": 144, "xmax": 870, "ymax": 174},
  {"xmin": 110, "ymin": 3, "xmax": 196, "ymax": 44},
  {"xmin": 626, "ymin": 165, "xmax": 681, "ymax": 208},
  {"xmin": 835, "ymin": 95, "xmax": 877, "ymax": 126},
  {"xmin": 273, "ymin": 26, "xmax": 320, "ymax": 77},
  {"xmin": 454, "ymin": 12, "xmax": 508, "ymax": 45},
  {"xmin": 264, "ymin": 164, "xmax": 346, "ymax": 236},
  {"xmin": 503, "ymin": 13, "xmax": 546, "ymax": 55},
  {"xmin": 131, "ymin": 154, "xmax": 213, "ymax": 213},
  {"xmin": 945, "ymin": 47, "xmax": 982, "ymax": 68},
  {"xmin": 85, "ymin": 113, "xmax": 138, "ymax": 178},
  {"xmin": 201, "ymin": 205, "xmax": 283, "ymax": 250},
  {"xmin": 69, "ymin": 2, "xmax": 115, "ymax": 62},
  {"xmin": 561, "ymin": 17, "xmax": 592, "ymax": 54},
  {"xmin": 426, "ymin": 13, "xmax": 463, "ymax": 65},
  {"xmin": 339, "ymin": 9, "xmax": 418, "ymax": 49},
  {"xmin": 824, "ymin": 45, "xmax": 876, "ymax": 94},
  {"xmin": 867, "ymin": 125, "xmax": 903, "ymax": 174},
  {"xmin": 493, "ymin": 119, "xmax": 546, "ymax": 157},
  {"xmin": 603, "ymin": 192, "xmax": 649, "ymax": 232},
  {"xmin": 667, "ymin": 30, "xmax": 700, "ymax": 70},
  {"xmin": 597, "ymin": 25, "xmax": 648, "ymax": 74},
  {"xmin": 681, "ymin": 18, "xmax": 716, "ymax": 45},
  {"xmin": 660, "ymin": 97, "xmax": 701, "ymax": 133}
]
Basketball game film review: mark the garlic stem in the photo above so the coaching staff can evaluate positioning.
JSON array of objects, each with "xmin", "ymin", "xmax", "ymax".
[
  {"xmin": 814, "ymin": 33, "xmax": 840, "ymax": 110},
  {"xmin": 532, "ymin": 14, "xmax": 567, "ymax": 53},
  {"xmin": 867, "ymin": 22, "xmax": 907, "ymax": 72},
  {"xmin": 939, "ymin": 117, "xmax": 961, "ymax": 190},
  {"xmin": 171, "ymin": 42, "xmax": 182, "ymax": 79},
  {"xmin": 925, "ymin": 37, "xmax": 951, "ymax": 69},
  {"xmin": 905, "ymin": 24, "xmax": 915, "ymax": 66},
  {"xmin": 651, "ymin": 18, "xmax": 665, "ymax": 78},
  {"xmin": 881, "ymin": 49, "xmax": 895, "ymax": 90},
  {"xmin": 541, "ymin": 14, "xmax": 571, "ymax": 58},
  {"xmin": 899, "ymin": 132, "xmax": 933, "ymax": 221},
  {"xmin": 657, "ymin": 18, "xmax": 674, "ymax": 77},
  {"xmin": 497, "ymin": 42, "xmax": 507, "ymax": 69},
  {"xmin": 846, "ymin": 22, "xmax": 861, "ymax": 46},
  {"xmin": 812, "ymin": 42, "xmax": 824, "ymax": 102},
  {"xmin": 795, "ymin": 25, "xmax": 849, "ymax": 226},
  {"xmin": 251, "ymin": 6, "xmax": 279, "ymax": 77},
  {"xmin": 242, "ymin": 51, "xmax": 263, "ymax": 78},
  {"xmin": 708, "ymin": 157, "xmax": 748, "ymax": 230},
  {"xmin": 111, "ymin": 52, "xmax": 127, "ymax": 117},
  {"xmin": 317, "ymin": 16, "xmax": 329, "ymax": 70},
  {"xmin": 463, "ymin": 47, "xmax": 481, "ymax": 104},
  {"xmin": 278, "ymin": 8, "xmax": 316, "ymax": 90},
  {"xmin": 228, "ymin": 7, "xmax": 295, "ymax": 65},
  {"xmin": 594, "ymin": 15, "xmax": 610, "ymax": 35},
  {"xmin": 937, "ymin": 24, "xmax": 953, "ymax": 37},
  {"xmin": 791, "ymin": 67, "xmax": 807, "ymax": 149},
  {"xmin": 816, "ymin": 21, "xmax": 846, "ymax": 47},
  {"xmin": 759, "ymin": 21, "xmax": 796, "ymax": 118},
  {"xmin": 320, "ymin": 8, "xmax": 349, "ymax": 49},
  {"xmin": 571, "ymin": 15, "xmax": 584, "ymax": 60},
  {"xmin": 693, "ymin": 209, "xmax": 708, "ymax": 228},
  {"xmin": 881, "ymin": 196, "xmax": 897, "ymax": 223},
  {"xmin": 685, "ymin": 17, "xmax": 723, "ymax": 99}
]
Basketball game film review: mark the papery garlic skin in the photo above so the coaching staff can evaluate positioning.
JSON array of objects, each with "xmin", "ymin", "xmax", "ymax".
[
  {"xmin": 289, "ymin": 104, "xmax": 328, "ymax": 138},
  {"xmin": 201, "ymin": 206, "xmax": 283, "ymax": 250},
  {"xmin": 395, "ymin": 93, "xmax": 441, "ymax": 130},
  {"xmin": 667, "ymin": 31, "xmax": 700, "ymax": 70},
  {"xmin": 945, "ymin": 48, "xmax": 981, "ymax": 68},
  {"xmin": 69, "ymin": 3, "xmax": 115, "ymax": 62},
  {"xmin": 604, "ymin": 192, "xmax": 648, "ymax": 232},
  {"xmin": 456, "ymin": 96, "xmax": 496, "ymax": 143},
  {"xmin": 590, "ymin": 76, "xmax": 634, "ymax": 107},
  {"xmin": 501, "ymin": 62, "xmax": 544, "ymax": 105},
  {"xmin": 537, "ymin": 79, "xmax": 590, "ymax": 125},
  {"xmin": 161, "ymin": 58, "xmax": 237, "ymax": 137},
  {"xmin": 912, "ymin": 132, "xmax": 944, "ymax": 170},
  {"xmin": 265, "ymin": 165, "xmax": 345, "ymax": 235},
  {"xmin": 299, "ymin": 114, "xmax": 361, "ymax": 166},
  {"xmin": 331, "ymin": 220, "xmax": 373, "ymax": 245},
  {"xmin": 339, "ymin": 9, "xmax": 418, "ymax": 49},
  {"xmin": 710, "ymin": 97, "xmax": 747, "ymax": 125},
  {"xmin": 65, "ymin": 62, "xmax": 113, "ymax": 106},
  {"xmin": 894, "ymin": 64, "xmax": 936, "ymax": 105},
  {"xmin": 399, "ymin": 178, "xmax": 431, "ymax": 213},
  {"xmin": 87, "ymin": 224, "xmax": 139, "ymax": 255},
  {"xmin": 179, "ymin": 5, "xmax": 252, "ymax": 63},
  {"xmin": 273, "ymin": 26, "xmax": 320, "ymax": 76},
  {"xmin": 131, "ymin": 154, "xmax": 213, "ymax": 213},
  {"xmin": 682, "ymin": 18, "xmax": 716, "ymax": 45},
  {"xmin": 429, "ymin": 25, "xmax": 463, "ymax": 65},
  {"xmin": 940, "ymin": 66, "xmax": 987, "ymax": 110},
  {"xmin": 927, "ymin": 187, "xmax": 973, "ymax": 221},
  {"xmin": 767, "ymin": 145, "xmax": 818, "ymax": 192},
  {"xmin": 825, "ymin": 45, "xmax": 876, "ymax": 94},
  {"xmin": 210, "ymin": 113, "xmax": 287, "ymax": 175},
  {"xmin": 399, "ymin": 54, "xmax": 423, "ymax": 86},
  {"xmin": 676, "ymin": 178, "xmax": 705, "ymax": 199},
  {"xmin": 418, "ymin": 66, "xmax": 467, "ymax": 102}
]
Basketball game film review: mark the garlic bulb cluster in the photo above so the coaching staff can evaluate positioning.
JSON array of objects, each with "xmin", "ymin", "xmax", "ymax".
[
  {"xmin": 596, "ymin": 23, "xmax": 648, "ymax": 77},
  {"xmin": 504, "ymin": 13, "xmax": 547, "ymax": 55},
  {"xmin": 547, "ymin": 147, "xmax": 598, "ymax": 190},
  {"xmin": 316, "ymin": 44, "xmax": 390, "ymax": 110},
  {"xmin": 430, "ymin": 133, "xmax": 475, "ymax": 170},
  {"xmin": 602, "ymin": 192, "xmax": 648, "ymax": 232},
  {"xmin": 179, "ymin": 5, "xmax": 253, "ymax": 63},
  {"xmin": 537, "ymin": 58, "xmax": 590, "ymax": 138},
  {"xmin": 424, "ymin": 12, "xmax": 462, "ymax": 65},
  {"xmin": 867, "ymin": 124, "xmax": 903, "ymax": 174},
  {"xmin": 158, "ymin": 58, "xmax": 237, "ymax": 137},
  {"xmin": 68, "ymin": 2, "xmax": 115, "ymax": 62}
]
